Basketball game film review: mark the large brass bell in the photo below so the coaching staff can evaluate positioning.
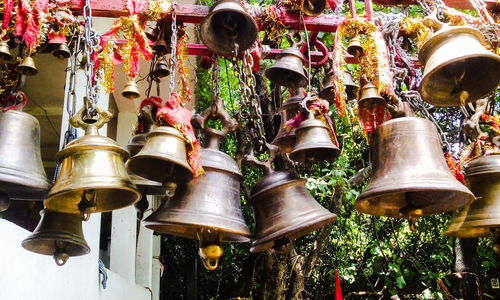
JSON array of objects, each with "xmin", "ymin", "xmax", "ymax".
[
  {"xmin": 347, "ymin": 37, "xmax": 363, "ymax": 61},
  {"xmin": 16, "ymin": 56, "xmax": 38, "ymax": 76},
  {"xmin": 127, "ymin": 125, "xmax": 194, "ymax": 184},
  {"xmin": 444, "ymin": 155, "xmax": 500, "ymax": 240},
  {"xmin": 200, "ymin": 0, "xmax": 258, "ymax": 56},
  {"xmin": 355, "ymin": 117, "xmax": 475, "ymax": 218},
  {"xmin": 289, "ymin": 111, "xmax": 340, "ymax": 163},
  {"xmin": 45, "ymin": 105, "xmax": 141, "ymax": 217},
  {"xmin": 300, "ymin": 0, "xmax": 326, "ymax": 17},
  {"xmin": 418, "ymin": 15, "xmax": 500, "ymax": 106},
  {"xmin": 265, "ymin": 47, "xmax": 308, "ymax": 89},
  {"xmin": 51, "ymin": 43, "xmax": 71, "ymax": 60},
  {"xmin": 271, "ymin": 89, "xmax": 305, "ymax": 153},
  {"xmin": 121, "ymin": 79, "xmax": 141, "ymax": 100},
  {"xmin": 22, "ymin": 209, "xmax": 90, "ymax": 266},
  {"xmin": 0, "ymin": 110, "xmax": 50, "ymax": 202},
  {"xmin": 250, "ymin": 171, "xmax": 336, "ymax": 252},
  {"xmin": 0, "ymin": 40, "xmax": 13, "ymax": 63},
  {"xmin": 152, "ymin": 56, "xmax": 170, "ymax": 79},
  {"xmin": 358, "ymin": 79, "xmax": 386, "ymax": 109}
]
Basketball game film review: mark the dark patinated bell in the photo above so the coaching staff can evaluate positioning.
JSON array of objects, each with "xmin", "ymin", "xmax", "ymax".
[
  {"xmin": 250, "ymin": 171, "xmax": 336, "ymax": 252},
  {"xmin": 444, "ymin": 154, "xmax": 500, "ymax": 238},
  {"xmin": 271, "ymin": 90, "xmax": 306, "ymax": 153},
  {"xmin": 152, "ymin": 56, "xmax": 170, "ymax": 78},
  {"xmin": 344, "ymin": 71, "xmax": 359, "ymax": 100},
  {"xmin": 121, "ymin": 79, "xmax": 141, "ymax": 100},
  {"xmin": 358, "ymin": 80, "xmax": 386, "ymax": 109},
  {"xmin": 265, "ymin": 47, "xmax": 308, "ymax": 89},
  {"xmin": 200, "ymin": 0, "xmax": 258, "ymax": 56},
  {"xmin": 0, "ymin": 110, "xmax": 50, "ymax": 202},
  {"xmin": 127, "ymin": 125, "xmax": 194, "ymax": 184},
  {"xmin": 0, "ymin": 40, "xmax": 13, "ymax": 63},
  {"xmin": 16, "ymin": 56, "xmax": 38, "ymax": 76},
  {"xmin": 319, "ymin": 71, "xmax": 334, "ymax": 103},
  {"xmin": 347, "ymin": 37, "xmax": 363, "ymax": 61},
  {"xmin": 300, "ymin": 0, "xmax": 326, "ymax": 16},
  {"xmin": 22, "ymin": 209, "xmax": 90, "ymax": 266},
  {"xmin": 289, "ymin": 113, "xmax": 340, "ymax": 163},
  {"xmin": 152, "ymin": 39, "xmax": 168, "ymax": 56},
  {"xmin": 52, "ymin": 43, "xmax": 71, "ymax": 60},
  {"xmin": 355, "ymin": 117, "xmax": 475, "ymax": 218}
]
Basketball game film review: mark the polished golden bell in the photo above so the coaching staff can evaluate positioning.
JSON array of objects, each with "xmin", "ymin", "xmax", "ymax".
[
  {"xmin": 271, "ymin": 90, "xmax": 306, "ymax": 153},
  {"xmin": 0, "ymin": 40, "xmax": 13, "ymax": 63},
  {"xmin": 121, "ymin": 79, "xmax": 141, "ymax": 100},
  {"xmin": 300, "ymin": 0, "xmax": 326, "ymax": 17},
  {"xmin": 200, "ymin": 0, "xmax": 259, "ymax": 56},
  {"xmin": 16, "ymin": 56, "xmax": 38, "ymax": 76},
  {"xmin": 52, "ymin": 43, "xmax": 71, "ymax": 60},
  {"xmin": 22, "ymin": 209, "xmax": 90, "ymax": 266},
  {"xmin": 265, "ymin": 47, "xmax": 308, "ymax": 89}
]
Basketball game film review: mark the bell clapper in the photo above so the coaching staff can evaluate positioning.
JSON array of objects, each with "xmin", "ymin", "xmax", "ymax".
[
  {"xmin": 163, "ymin": 182, "xmax": 178, "ymax": 198},
  {"xmin": 197, "ymin": 229, "xmax": 224, "ymax": 271},
  {"xmin": 53, "ymin": 240, "xmax": 70, "ymax": 266},
  {"xmin": 78, "ymin": 189, "xmax": 97, "ymax": 220}
]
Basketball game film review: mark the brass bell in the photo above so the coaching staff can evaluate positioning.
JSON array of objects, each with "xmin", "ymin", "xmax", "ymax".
[
  {"xmin": 0, "ymin": 110, "xmax": 50, "ymax": 202},
  {"xmin": 265, "ymin": 47, "xmax": 308, "ymax": 89},
  {"xmin": 344, "ymin": 71, "xmax": 359, "ymax": 100},
  {"xmin": 319, "ymin": 71, "xmax": 334, "ymax": 103},
  {"xmin": 16, "ymin": 56, "xmax": 38, "ymax": 76},
  {"xmin": 358, "ymin": 80, "xmax": 386, "ymax": 109},
  {"xmin": 355, "ymin": 117, "xmax": 475, "ymax": 218},
  {"xmin": 271, "ymin": 89, "xmax": 306, "ymax": 153},
  {"xmin": 22, "ymin": 209, "xmax": 90, "ymax": 266},
  {"xmin": 347, "ymin": 37, "xmax": 363, "ymax": 61},
  {"xmin": 0, "ymin": 40, "xmax": 13, "ymax": 63},
  {"xmin": 45, "ymin": 105, "xmax": 141, "ymax": 217},
  {"xmin": 250, "ymin": 171, "xmax": 336, "ymax": 252},
  {"xmin": 200, "ymin": 0, "xmax": 259, "ymax": 56},
  {"xmin": 289, "ymin": 112, "xmax": 340, "ymax": 163},
  {"xmin": 418, "ymin": 21, "xmax": 500, "ymax": 107},
  {"xmin": 300, "ymin": 0, "xmax": 327, "ymax": 17},
  {"xmin": 152, "ymin": 56, "xmax": 170, "ymax": 79},
  {"xmin": 144, "ymin": 129, "xmax": 250, "ymax": 241},
  {"xmin": 152, "ymin": 39, "xmax": 168, "ymax": 56},
  {"xmin": 52, "ymin": 43, "xmax": 71, "ymax": 60},
  {"xmin": 121, "ymin": 79, "xmax": 141, "ymax": 100},
  {"xmin": 127, "ymin": 125, "xmax": 194, "ymax": 184},
  {"xmin": 444, "ymin": 155, "xmax": 500, "ymax": 238}
]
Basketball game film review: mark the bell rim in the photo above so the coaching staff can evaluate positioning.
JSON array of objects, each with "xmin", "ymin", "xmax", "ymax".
[
  {"xmin": 250, "ymin": 211, "xmax": 336, "ymax": 253},
  {"xmin": 464, "ymin": 154, "xmax": 500, "ymax": 177},
  {"xmin": 300, "ymin": 0, "xmax": 326, "ymax": 17},
  {"xmin": 444, "ymin": 218, "xmax": 495, "ymax": 238},
  {"xmin": 126, "ymin": 154, "xmax": 194, "ymax": 184},
  {"xmin": 57, "ymin": 136, "xmax": 130, "ymax": 161},
  {"xmin": 22, "ymin": 234, "xmax": 91, "ymax": 256},
  {"xmin": 264, "ymin": 67, "xmax": 308, "ymax": 89},
  {"xmin": 289, "ymin": 145, "xmax": 341, "ymax": 163}
]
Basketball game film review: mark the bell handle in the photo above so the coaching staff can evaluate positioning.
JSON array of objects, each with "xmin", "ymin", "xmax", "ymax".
[
  {"xmin": 243, "ymin": 143, "xmax": 279, "ymax": 175},
  {"xmin": 192, "ymin": 96, "xmax": 239, "ymax": 137},
  {"xmin": 285, "ymin": 31, "xmax": 302, "ymax": 49},
  {"xmin": 70, "ymin": 98, "xmax": 113, "ymax": 135},
  {"xmin": 423, "ymin": 10, "xmax": 445, "ymax": 32},
  {"xmin": 298, "ymin": 92, "xmax": 319, "ymax": 119}
]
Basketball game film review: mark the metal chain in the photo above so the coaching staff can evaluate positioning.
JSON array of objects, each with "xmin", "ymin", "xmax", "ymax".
[
  {"xmin": 82, "ymin": 0, "xmax": 100, "ymax": 116},
  {"xmin": 211, "ymin": 55, "xmax": 220, "ymax": 99},
  {"xmin": 169, "ymin": 3, "xmax": 178, "ymax": 94}
]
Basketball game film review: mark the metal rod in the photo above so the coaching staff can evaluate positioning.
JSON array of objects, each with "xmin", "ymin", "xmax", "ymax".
[
  {"xmin": 365, "ymin": 0, "xmax": 374, "ymax": 21},
  {"xmin": 349, "ymin": 0, "xmax": 357, "ymax": 17}
]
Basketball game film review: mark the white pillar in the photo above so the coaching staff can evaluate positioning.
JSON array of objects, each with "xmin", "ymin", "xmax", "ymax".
[{"xmin": 152, "ymin": 234, "xmax": 162, "ymax": 300}]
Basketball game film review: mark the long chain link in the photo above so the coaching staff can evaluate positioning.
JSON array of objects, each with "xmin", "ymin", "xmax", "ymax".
[
  {"xmin": 211, "ymin": 55, "xmax": 220, "ymax": 99},
  {"xmin": 82, "ymin": 0, "xmax": 100, "ymax": 116},
  {"xmin": 169, "ymin": 3, "xmax": 178, "ymax": 94}
]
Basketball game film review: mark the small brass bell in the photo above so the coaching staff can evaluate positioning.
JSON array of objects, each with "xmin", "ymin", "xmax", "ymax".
[
  {"xmin": 121, "ymin": 79, "xmax": 141, "ymax": 100},
  {"xmin": 344, "ymin": 71, "xmax": 359, "ymax": 100},
  {"xmin": 250, "ymin": 171, "xmax": 336, "ymax": 252},
  {"xmin": 347, "ymin": 37, "xmax": 363, "ymax": 61},
  {"xmin": 300, "ymin": 0, "xmax": 327, "ymax": 17},
  {"xmin": 444, "ymin": 154, "xmax": 500, "ymax": 238},
  {"xmin": 319, "ymin": 71, "xmax": 334, "ymax": 103},
  {"xmin": 0, "ymin": 110, "xmax": 50, "ymax": 202},
  {"xmin": 358, "ymin": 80, "xmax": 386, "ymax": 109},
  {"xmin": 419, "ymin": 16, "xmax": 500, "ymax": 107},
  {"xmin": 355, "ymin": 117, "xmax": 475, "ymax": 218},
  {"xmin": 271, "ymin": 89, "xmax": 306, "ymax": 153},
  {"xmin": 265, "ymin": 47, "xmax": 308, "ymax": 89},
  {"xmin": 22, "ymin": 209, "xmax": 90, "ymax": 266},
  {"xmin": 200, "ymin": 0, "xmax": 259, "ymax": 56},
  {"xmin": 45, "ymin": 105, "xmax": 141, "ymax": 217},
  {"xmin": 289, "ymin": 112, "xmax": 340, "ymax": 163},
  {"xmin": 152, "ymin": 39, "xmax": 168, "ymax": 56},
  {"xmin": 0, "ymin": 40, "xmax": 13, "ymax": 63},
  {"xmin": 152, "ymin": 56, "xmax": 170, "ymax": 79},
  {"xmin": 51, "ymin": 43, "xmax": 71, "ymax": 60},
  {"xmin": 127, "ymin": 125, "xmax": 194, "ymax": 184},
  {"xmin": 16, "ymin": 56, "xmax": 38, "ymax": 76}
]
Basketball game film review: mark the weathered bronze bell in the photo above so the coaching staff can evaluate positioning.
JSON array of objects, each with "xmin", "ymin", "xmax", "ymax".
[
  {"xmin": 300, "ymin": 0, "xmax": 326, "ymax": 16},
  {"xmin": 0, "ymin": 110, "xmax": 50, "ymax": 201},
  {"xmin": 418, "ymin": 22, "xmax": 500, "ymax": 106},
  {"xmin": 152, "ymin": 39, "xmax": 168, "ymax": 56},
  {"xmin": 51, "ymin": 43, "xmax": 71, "ymax": 60},
  {"xmin": 152, "ymin": 56, "xmax": 170, "ymax": 79},
  {"xmin": 344, "ymin": 71, "xmax": 359, "ymax": 100},
  {"xmin": 200, "ymin": 0, "xmax": 258, "ymax": 56},
  {"xmin": 265, "ymin": 47, "xmax": 308, "ymax": 89},
  {"xmin": 127, "ymin": 125, "xmax": 194, "ymax": 184},
  {"xmin": 250, "ymin": 171, "xmax": 336, "ymax": 252},
  {"xmin": 271, "ymin": 90, "xmax": 306, "ymax": 153},
  {"xmin": 144, "ymin": 129, "xmax": 250, "ymax": 241},
  {"xmin": 22, "ymin": 209, "xmax": 90, "ymax": 266},
  {"xmin": 289, "ymin": 112, "xmax": 340, "ymax": 163},
  {"xmin": 355, "ymin": 117, "xmax": 475, "ymax": 218},
  {"xmin": 347, "ymin": 37, "xmax": 363, "ymax": 61},
  {"xmin": 319, "ymin": 71, "xmax": 358, "ymax": 103},
  {"xmin": 358, "ymin": 80, "xmax": 386, "ymax": 109},
  {"xmin": 16, "ymin": 56, "xmax": 38, "ymax": 76},
  {"xmin": 0, "ymin": 40, "xmax": 13, "ymax": 63},
  {"xmin": 121, "ymin": 79, "xmax": 141, "ymax": 100},
  {"xmin": 45, "ymin": 105, "xmax": 141, "ymax": 217},
  {"xmin": 444, "ymin": 155, "xmax": 500, "ymax": 238}
]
